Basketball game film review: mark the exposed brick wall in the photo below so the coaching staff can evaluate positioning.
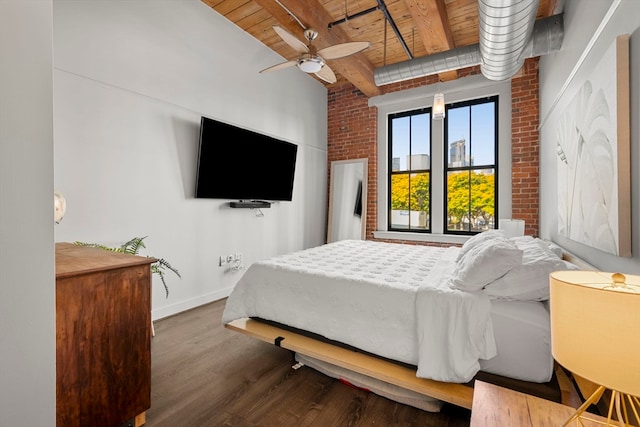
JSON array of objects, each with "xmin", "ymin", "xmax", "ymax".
[
  {"xmin": 510, "ymin": 58, "xmax": 540, "ymax": 237},
  {"xmin": 327, "ymin": 58, "xmax": 540, "ymax": 243},
  {"xmin": 327, "ymin": 86, "xmax": 377, "ymax": 240}
]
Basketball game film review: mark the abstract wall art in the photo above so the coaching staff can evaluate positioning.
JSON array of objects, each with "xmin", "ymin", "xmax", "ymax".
[{"xmin": 556, "ymin": 34, "xmax": 631, "ymax": 257}]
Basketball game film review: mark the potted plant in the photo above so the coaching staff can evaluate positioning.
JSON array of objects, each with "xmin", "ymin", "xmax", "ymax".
[{"xmin": 74, "ymin": 236, "xmax": 180, "ymax": 298}]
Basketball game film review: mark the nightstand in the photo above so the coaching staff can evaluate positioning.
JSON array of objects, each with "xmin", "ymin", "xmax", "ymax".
[{"xmin": 470, "ymin": 380, "xmax": 609, "ymax": 427}]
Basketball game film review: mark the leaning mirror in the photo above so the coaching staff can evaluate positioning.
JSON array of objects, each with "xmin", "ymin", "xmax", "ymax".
[{"xmin": 327, "ymin": 158, "xmax": 367, "ymax": 242}]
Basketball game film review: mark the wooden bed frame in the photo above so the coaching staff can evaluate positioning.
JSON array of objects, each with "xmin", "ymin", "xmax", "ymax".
[
  {"xmin": 225, "ymin": 317, "xmax": 475, "ymax": 409},
  {"xmin": 224, "ymin": 246, "xmax": 599, "ymax": 411}
]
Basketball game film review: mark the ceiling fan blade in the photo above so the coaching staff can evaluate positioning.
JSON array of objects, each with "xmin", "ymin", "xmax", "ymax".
[
  {"xmin": 259, "ymin": 60, "xmax": 297, "ymax": 74},
  {"xmin": 315, "ymin": 65, "xmax": 336, "ymax": 84},
  {"xmin": 273, "ymin": 25, "xmax": 309, "ymax": 54},
  {"xmin": 317, "ymin": 41, "xmax": 370, "ymax": 60}
]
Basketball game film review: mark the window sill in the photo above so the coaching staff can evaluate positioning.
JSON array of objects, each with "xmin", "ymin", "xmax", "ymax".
[{"xmin": 373, "ymin": 231, "xmax": 468, "ymax": 245}]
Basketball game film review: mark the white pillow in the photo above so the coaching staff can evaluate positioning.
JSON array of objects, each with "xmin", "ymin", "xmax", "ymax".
[
  {"xmin": 509, "ymin": 235, "xmax": 534, "ymax": 245},
  {"xmin": 450, "ymin": 237, "xmax": 523, "ymax": 291},
  {"xmin": 482, "ymin": 239, "xmax": 571, "ymax": 301},
  {"xmin": 516, "ymin": 238, "xmax": 561, "ymax": 260},
  {"xmin": 455, "ymin": 229, "xmax": 506, "ymax": 262},
  {"xmin": 544, "ymin": 241, "xmax": 564, "ymax": 259}
]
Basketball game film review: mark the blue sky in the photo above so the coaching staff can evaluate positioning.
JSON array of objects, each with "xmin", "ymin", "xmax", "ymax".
[{"xmin": 392, "ymin": 101, "xmax": 496, "ymax": 169}]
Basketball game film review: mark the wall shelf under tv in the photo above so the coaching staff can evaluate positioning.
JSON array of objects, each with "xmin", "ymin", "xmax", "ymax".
[{"xmin": 229, "ymin": 201, "xmax": 272, "ymax": 209}]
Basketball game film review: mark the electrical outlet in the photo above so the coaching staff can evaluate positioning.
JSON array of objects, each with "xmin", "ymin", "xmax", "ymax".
[{"xmin": 220, "ymin": 253, "xmax": 243, "ymax": 269}]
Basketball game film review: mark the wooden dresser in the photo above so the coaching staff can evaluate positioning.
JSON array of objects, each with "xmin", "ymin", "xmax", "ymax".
[{"xmin": 55, "ymin": 242, "xmax": 154, "ymax": 427}]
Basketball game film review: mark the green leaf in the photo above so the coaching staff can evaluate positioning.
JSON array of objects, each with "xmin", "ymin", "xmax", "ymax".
[{"xmin": 74, "ymin": 236, "xmax": 180, "ymax": 298}]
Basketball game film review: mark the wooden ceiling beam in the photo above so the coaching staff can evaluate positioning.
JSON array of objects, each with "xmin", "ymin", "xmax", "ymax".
[
  {"xmin": 405, "ymin": 0, "xmax": 458, "ymax": 81},
  {"xmin": 253, "ymin": 0, "xmax": 381, "ymax": 97},
  {"xmin": 543, "ymin": 0, "xmax": 563, "ymax": 16}
]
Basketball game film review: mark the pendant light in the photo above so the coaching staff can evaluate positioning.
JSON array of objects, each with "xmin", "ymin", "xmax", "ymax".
[{"xmin": 433, "ymin": 93, "xmax": 445, "ymax": 120}]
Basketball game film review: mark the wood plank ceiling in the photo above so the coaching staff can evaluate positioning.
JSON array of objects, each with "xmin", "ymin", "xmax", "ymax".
[{"xmin": 202, "ymin": 0, "xmax": 560, "ymax": 97}]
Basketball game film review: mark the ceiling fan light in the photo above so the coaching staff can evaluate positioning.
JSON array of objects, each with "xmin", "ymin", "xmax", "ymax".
[{"xmin": 298, "ymin": 57, "xmax": 324, "ymax": 73}]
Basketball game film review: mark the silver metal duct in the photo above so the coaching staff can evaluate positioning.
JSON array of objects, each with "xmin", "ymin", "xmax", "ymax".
[
  {"xmin": 479, "ymin": 0, "xmax": 540, "ymax": 81},
  {"xmin": 520, "ymin": 13, "xmax": 564, "ymax": 58},
  {"xmin": 374, "ymin": 44, "xmax": 483, "ymax": 86},
  {"xmin": 374, "ymin": 13, "xmax": 563, "ymax": 86}
]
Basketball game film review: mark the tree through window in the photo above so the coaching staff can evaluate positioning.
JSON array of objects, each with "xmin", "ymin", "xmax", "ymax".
[
  {"xmin": 445, "ymin": 96, "xmax": 498, "ymax": 234},
  {"xmin": 388, "ymin": 108, "xmax": 431, "ymax": 231}
]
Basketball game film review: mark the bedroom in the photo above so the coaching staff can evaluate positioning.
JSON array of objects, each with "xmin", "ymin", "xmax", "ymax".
[{"xmin": 1, "ymin": 0, "xmax": 639, "ymax": 426}]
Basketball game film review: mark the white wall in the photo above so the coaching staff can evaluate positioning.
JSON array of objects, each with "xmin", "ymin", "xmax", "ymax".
[
  {"xmin": 539, "ymin": 0, "xmax": 640, "ymax": 273},
  {"xmin": 0, "ymin": 1, "xmax": 56, "ymax": 425},
  {"xmin": 52, "ymin": 0, "xmax": 329, "ymax": 320}
]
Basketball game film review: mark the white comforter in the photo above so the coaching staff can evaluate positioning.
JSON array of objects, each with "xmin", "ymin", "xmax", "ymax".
[{"xmin": 222, "ymin": 239, "xmax": 497, "ymax": 383}]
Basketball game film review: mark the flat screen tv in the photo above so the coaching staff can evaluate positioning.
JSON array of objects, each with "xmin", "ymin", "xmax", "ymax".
[{"xmin": 195, "ymin": 116, "xmax": 298, "ymax": 201}]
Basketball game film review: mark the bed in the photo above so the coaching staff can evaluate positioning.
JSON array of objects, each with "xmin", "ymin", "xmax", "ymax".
[{"xmin": 222, "ymin": 231, "xmax": 579, "ymax": 411}]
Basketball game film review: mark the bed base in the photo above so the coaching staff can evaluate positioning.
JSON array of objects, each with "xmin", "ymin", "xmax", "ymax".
[{"xmin": 225, "ymin": 317, "xmax": 475, "ymax": 409}]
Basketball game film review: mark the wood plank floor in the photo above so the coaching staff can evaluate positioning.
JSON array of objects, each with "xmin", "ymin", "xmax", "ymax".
[{"xmin": 145, "ymin": 299, "xmax": 472, "ymax": 426}]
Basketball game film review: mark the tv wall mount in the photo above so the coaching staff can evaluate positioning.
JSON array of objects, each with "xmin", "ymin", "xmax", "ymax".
[{"xmin": 229, "ymin": 200, "xmax": 272, "ymax": 209}]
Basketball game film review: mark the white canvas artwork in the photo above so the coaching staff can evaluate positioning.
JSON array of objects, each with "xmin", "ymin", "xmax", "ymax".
[{"xmin": 556, "ymin": 39, "xmax": 620, "ymax": 255}]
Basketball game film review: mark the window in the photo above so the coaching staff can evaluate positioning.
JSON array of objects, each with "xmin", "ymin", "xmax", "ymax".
[
  {"xmin": 372, "ymin": 75, "xmax": 511, "ymax": 244},
  {"xmin": 388, "ymin": 108, "xmax": 431, "ymax": 231},
  {"xmin": 445, "ymin": 96, "xmax": 498, "ymax": 234}
]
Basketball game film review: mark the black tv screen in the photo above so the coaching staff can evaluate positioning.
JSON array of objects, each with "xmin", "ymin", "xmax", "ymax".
[{"xmin": 195, "ymin": 116, "xmax": 298, "ymax": 201}]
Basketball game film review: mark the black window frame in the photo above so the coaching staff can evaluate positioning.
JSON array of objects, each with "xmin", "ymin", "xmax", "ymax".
[
  {"xmin": 387, "ymin": 107, "xmax": 432, "ymax": 233},
  {"xmin": 443, "ymin": 95, "xmax": 499, "ymax": 236}
]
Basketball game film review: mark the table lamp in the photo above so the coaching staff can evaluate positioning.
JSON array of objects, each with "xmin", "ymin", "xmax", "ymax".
[
  {"xmin": 498, "ymin": 219, "xmax": 525, "ymax": 238},
  {"xmin": 550, "ymin": 270, "xmax": 640, "ymax": 426}
]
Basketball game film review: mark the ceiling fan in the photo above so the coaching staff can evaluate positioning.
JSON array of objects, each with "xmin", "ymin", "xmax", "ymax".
[{"xmin": 259, "ymin": 25, "xmax": 370, "ymax": 84}]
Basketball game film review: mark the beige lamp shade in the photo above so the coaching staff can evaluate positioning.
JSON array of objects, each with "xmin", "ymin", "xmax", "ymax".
[{"xmin": 550, "ymin": 270, "xmax": 640, "ymax": 397}]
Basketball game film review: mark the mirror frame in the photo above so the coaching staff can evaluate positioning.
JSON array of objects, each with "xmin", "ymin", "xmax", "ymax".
[{"xmin": 327, "ymin": 158, "xmax": 368, "ymax": 242}]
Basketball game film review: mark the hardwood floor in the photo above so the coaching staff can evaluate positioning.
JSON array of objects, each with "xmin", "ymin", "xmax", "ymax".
[{"xmin": 145, "ymin": 299, "xmax": 472, "ymax": 426}]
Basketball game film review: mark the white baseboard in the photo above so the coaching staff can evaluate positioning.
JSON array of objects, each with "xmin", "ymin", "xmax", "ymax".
[{"xmin": 151, "ymin": 287, "xmax": 233, "ymax": 321}]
